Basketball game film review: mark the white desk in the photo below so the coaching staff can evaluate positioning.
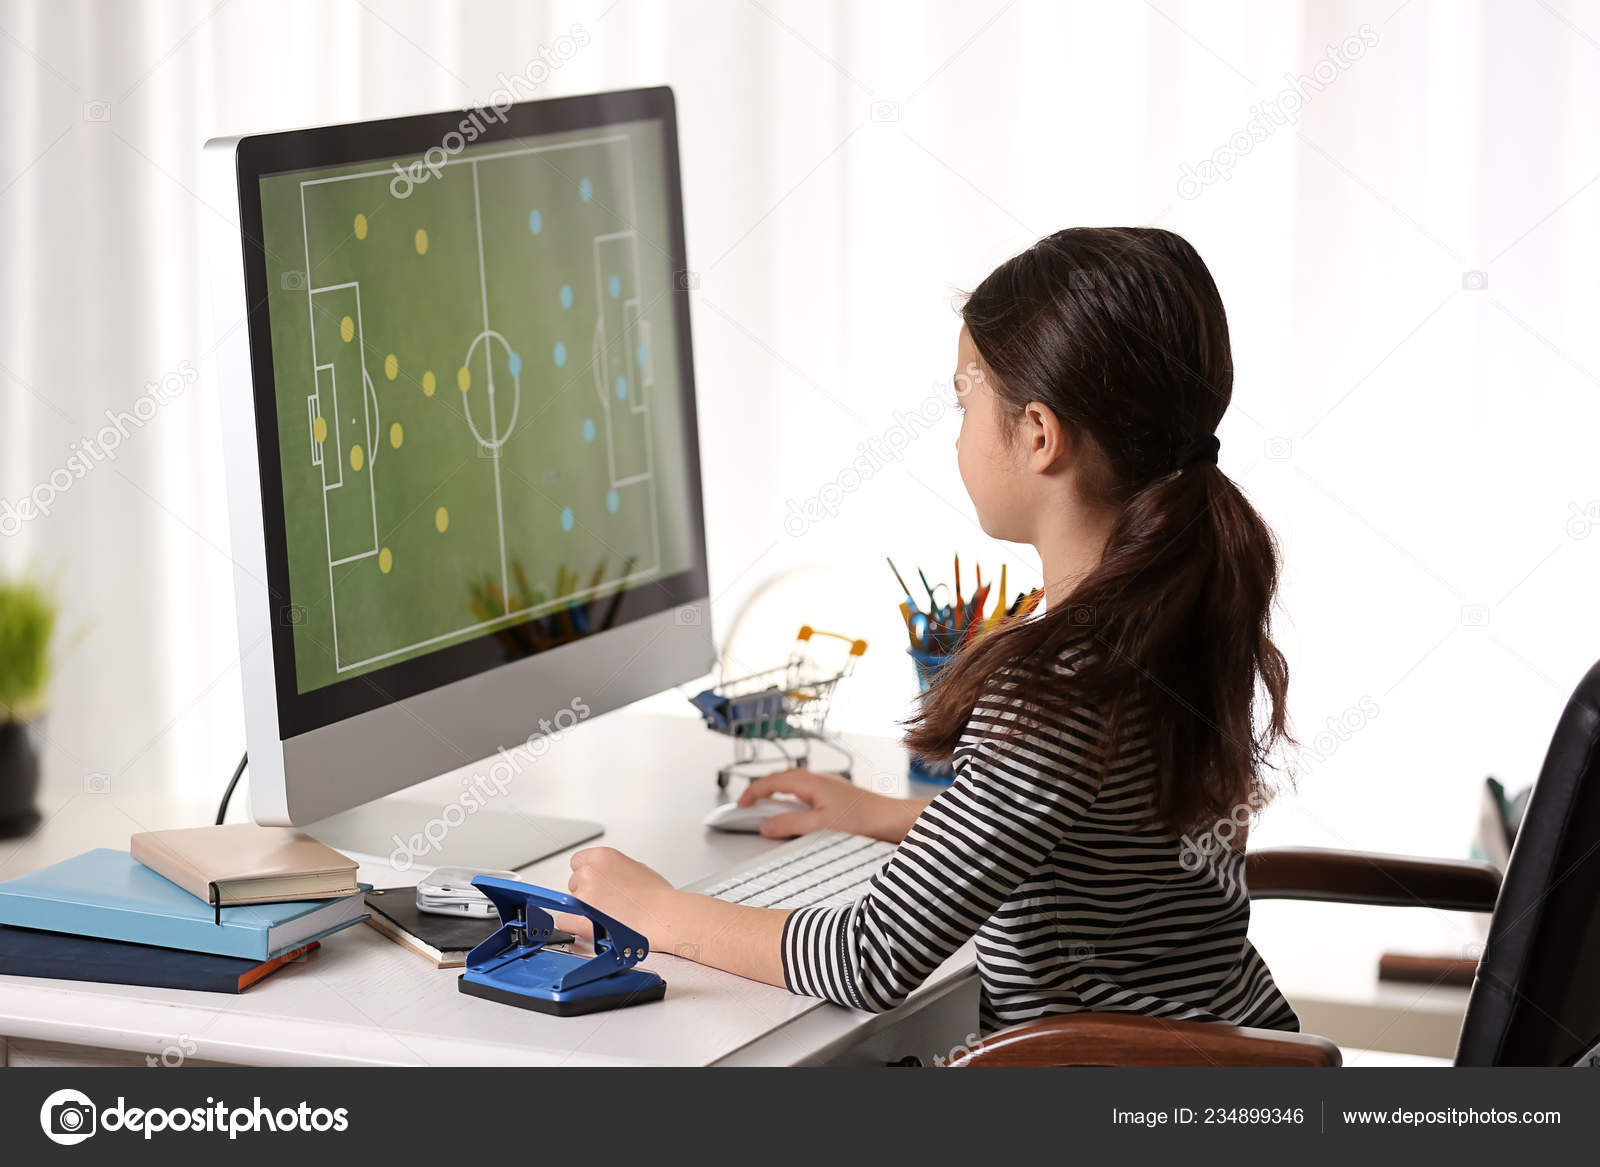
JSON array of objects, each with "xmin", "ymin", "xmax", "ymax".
[
  {"xmin": 0, "ymin": 713, "xmax": 978, "ymax": 1067},
  {"xmin": 0, "ymin": 713, "xmax": 1467, "ymax": 1066}
]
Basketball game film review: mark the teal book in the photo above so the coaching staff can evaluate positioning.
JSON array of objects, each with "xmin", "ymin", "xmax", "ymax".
[{"xmin": 0, "ymin": 849, "xmax": 370, "ymax": 961}]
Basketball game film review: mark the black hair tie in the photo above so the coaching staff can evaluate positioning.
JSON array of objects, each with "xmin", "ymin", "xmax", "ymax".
[{"xmin": 1174, "ymin": 433, "xmax": 1220, "ymax": 472}]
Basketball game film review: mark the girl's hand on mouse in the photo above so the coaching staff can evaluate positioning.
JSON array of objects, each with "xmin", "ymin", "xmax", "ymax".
[{"xmin": 737, "ymin": 769, "xmax": 930, "ymax": 842}]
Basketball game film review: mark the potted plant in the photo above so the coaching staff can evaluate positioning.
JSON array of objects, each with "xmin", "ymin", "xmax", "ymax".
[{"xmin": 0, "ymin": 572, "xmax": 56, "ymax": 838}]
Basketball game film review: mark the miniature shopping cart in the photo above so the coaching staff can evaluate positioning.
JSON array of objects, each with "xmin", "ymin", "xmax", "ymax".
[{"xmin": 690, "ymin": 626, "xmax": 867, "ymax": 788}]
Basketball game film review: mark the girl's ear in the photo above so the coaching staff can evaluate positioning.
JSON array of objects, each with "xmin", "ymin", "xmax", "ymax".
[{"xmin": 1022, "ymin": 400, "xmax": 1072, "ymax": 474}]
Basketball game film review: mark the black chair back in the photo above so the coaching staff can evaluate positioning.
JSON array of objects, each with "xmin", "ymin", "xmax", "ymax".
[{"xmin": 1456, "ymin": 659, "xmax": 1600, "ymax": 1066}]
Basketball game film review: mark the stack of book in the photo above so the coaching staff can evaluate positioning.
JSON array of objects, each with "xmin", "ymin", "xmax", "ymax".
[{"xmin": 0, "ymin": 823, "xmax": 369, "ymax": 994}]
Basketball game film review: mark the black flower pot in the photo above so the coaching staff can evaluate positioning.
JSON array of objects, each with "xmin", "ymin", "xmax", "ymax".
[{"xmin": 0, "ymin": 718, "xmax": 43, "ymax": 838}]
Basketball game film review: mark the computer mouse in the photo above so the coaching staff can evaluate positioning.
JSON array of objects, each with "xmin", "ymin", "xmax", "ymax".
[{"xmin": 702, "ymin": 798, "xmax": 805, "ymax": 833}]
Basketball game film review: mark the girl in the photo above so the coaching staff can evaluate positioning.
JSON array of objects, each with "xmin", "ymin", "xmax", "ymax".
[{"xmin": 568, "ymin": 226, "xmax": 1298, "ymax": 1035}]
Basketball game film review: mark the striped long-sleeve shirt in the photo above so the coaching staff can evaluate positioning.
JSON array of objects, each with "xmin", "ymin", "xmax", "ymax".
[{"xmin": 780, "ymin": 656, "xmax": 1298, "ymax": 1035}]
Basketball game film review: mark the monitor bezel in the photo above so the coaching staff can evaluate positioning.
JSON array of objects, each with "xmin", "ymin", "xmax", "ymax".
[{"xmin": 230, "ymin": 86, "xmax": 709, "ymax": 742}]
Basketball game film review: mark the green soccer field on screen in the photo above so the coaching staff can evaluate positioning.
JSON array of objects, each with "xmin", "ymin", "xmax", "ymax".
[{"xmin": 257, "ymin": 120, "xmax": 695, "ymax": 693}]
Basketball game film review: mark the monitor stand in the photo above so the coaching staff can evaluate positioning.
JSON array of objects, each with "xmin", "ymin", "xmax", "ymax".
[{"xmin": 306, "ymin": 799, "xmax": 603, "ymax": 873}]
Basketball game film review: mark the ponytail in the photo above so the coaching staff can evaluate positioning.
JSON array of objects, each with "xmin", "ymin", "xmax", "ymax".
[{"xmin": 903, "ymin": 228, "xmax": 1291, "ymax": 835}]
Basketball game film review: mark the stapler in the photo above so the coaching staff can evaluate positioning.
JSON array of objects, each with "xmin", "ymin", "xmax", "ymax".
[{"xmin": 457, "ymin": 876, "xmax": 665, "ymax": 1017}]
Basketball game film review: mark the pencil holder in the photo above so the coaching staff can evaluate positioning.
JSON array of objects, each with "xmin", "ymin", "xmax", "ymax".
[{"xmin": 907, "ymin": 649, "xmax": 957, "ymax": 785}]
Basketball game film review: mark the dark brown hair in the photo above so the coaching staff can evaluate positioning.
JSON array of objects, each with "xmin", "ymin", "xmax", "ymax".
[{"xmin": 904, "ymin": 227, "xmax": 1290, "ymax": 835}]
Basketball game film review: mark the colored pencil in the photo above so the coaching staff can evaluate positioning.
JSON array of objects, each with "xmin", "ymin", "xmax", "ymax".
[
  {"xmin": 886, "ymin": 556, "xmax": 915, "ymax": 604},
  {"xmin": 961, "ymin": 584, "xmax": 991, "ymax": 645},
  {"xmin": 899, "ymin": 601, "xmax": 919, "ymax": 649},
  {"xmin": 953, "ymin": 554, "xmax": 964, "ymax": 628},
  {"xmin": 983, "ymin": 564, "xmax": 1007, "ymax": 631}
]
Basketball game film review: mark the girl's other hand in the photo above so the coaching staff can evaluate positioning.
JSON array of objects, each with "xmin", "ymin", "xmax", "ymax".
[
  {"xmin": 566, "ymin": 846, "xmax": 677, "ymax": 948},
  {"xmin": 737, "ymin": 769, "xmax": 926, "ymax": 842}
]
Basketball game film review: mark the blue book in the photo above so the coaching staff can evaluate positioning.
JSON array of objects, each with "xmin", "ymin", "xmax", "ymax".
[
  {"xmin": 0, "ymin": 849, "xmax": 370, "ymax": 961},
  {"xmin": 0, "ymin": 925, "xmax": 320, "ymax": 993}
]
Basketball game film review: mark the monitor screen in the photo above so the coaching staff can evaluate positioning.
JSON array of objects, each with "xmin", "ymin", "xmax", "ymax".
[{"xmin": 238, "ymin": 93, "xmax": 707, "ymax": 738}]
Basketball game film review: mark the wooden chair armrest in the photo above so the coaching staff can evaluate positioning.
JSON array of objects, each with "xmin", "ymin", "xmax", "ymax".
[
  {"xmin": 1247, "ymin": 846, "xmax": 1501, "ymax": 911},
  {"xmin": 949, "ymin": 1012, "xmax": 1341, "ymax": 1067}
]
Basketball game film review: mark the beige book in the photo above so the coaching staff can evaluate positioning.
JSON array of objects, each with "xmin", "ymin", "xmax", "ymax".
[{"xmin": 130, "ymin": 823, "xmax": 359, "ymax": 906}]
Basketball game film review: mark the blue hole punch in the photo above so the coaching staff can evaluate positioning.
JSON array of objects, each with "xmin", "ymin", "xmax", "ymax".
[{"xmin": 457, "ymin": 877, "xmax": 665, "ymax": 1017}]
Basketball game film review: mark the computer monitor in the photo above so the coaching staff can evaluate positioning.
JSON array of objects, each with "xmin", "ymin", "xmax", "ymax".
[{"xmin": 203, "ymin": 87, "xmax": 713, "ymax": 865}]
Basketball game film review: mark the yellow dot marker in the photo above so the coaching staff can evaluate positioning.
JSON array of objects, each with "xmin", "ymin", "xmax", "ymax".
[
  {"xmin": 353, "ymin": 213, "xmax": 368, "ymax": 240},
  {"xmin": 340, "ymin": 316, "xmax": 354, "ymax": 343},
  {"xmin": 389, "ymin": 422, "xmax": 403, "ymax": 449},
  {"xmin": 378, "ymin": 547, "xmax": 393, "ymax": 574},
  {"xmin": 313, "ymin": 416, "xmax": 327, "ymax": 443},
  {"xmin": 422, "ymin": 370, "xmax": 436, "ymax": 397},
  {"xmin": 384, "ymin": 353, "xmax": 398, "ymax": 380},
  {"xmin": 457, "ymin": 366, "xmax": 471, "ymax": 392},
  {"xmin": 435, "ymin": 507, "xmax": 449, "ymax": 533},
  {"xmin": 414, "ymin": 228, "xmax": 429, "ymax": 255},
  {"xmin": 350, "ymin": 444, "xmax": 364, "ymax": 472}
]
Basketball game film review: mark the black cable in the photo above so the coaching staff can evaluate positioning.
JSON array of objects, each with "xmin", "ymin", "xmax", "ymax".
[{"xmin": 215, "ymin": 752, "xmax": 248, "ymax": 825}]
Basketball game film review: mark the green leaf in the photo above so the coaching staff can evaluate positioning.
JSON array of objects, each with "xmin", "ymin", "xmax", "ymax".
[{"xmin": 0, "ymin": 574, "xmax": 57, "ymax": 720}]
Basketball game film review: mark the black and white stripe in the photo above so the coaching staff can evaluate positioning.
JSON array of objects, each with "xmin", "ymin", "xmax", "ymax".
[{"xmin": 781, "ymin": 651, "xmax": 1299, "ymax": 1035}]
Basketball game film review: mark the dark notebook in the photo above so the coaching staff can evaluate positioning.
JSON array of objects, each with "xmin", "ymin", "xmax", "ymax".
[
  {"xmin": 365, "ymin": 887, "xmax": 574, "ymax": 968},
  {"xmin": 0, "ymin": 923, "xmax": 316, "ymax": 993}
]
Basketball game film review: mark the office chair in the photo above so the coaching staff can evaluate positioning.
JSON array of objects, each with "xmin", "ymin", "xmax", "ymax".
[{"xmin": 953, "ymin": 658, "xmax": 1600, "ymax": 1068}]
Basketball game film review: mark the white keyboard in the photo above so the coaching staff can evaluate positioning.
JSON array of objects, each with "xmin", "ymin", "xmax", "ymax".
[{"xmin": 682, "ymin": 830, "xmax": 896, "ymax": 910}]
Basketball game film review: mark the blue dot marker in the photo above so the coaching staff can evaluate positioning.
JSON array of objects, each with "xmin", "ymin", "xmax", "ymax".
[
  {"xmin": 615, "ymin": 376, "xmax": 628, "ymax": 400},
  {"xmin": 528, "ymin": 209, "xmax": 542, "ymax": 234},
  {"xmin": 553, "ymin": 341, "xmax": 567, "ymax": 367},
  {"xmin": 561, "ymin": 507, "xmax": 574, "ymax": 532},
  {"xmin": 579, "ymin": 178, "xmax": 592, "ymax": 202},
  {"xmin": 606, "ymin": 489, "xmax": 620, "ymax": 514},
  {"xmin": 559, "ymin": 284, "xmax": 573, "ymax": 309},
  {"xmin": 635, "ymin": 342, "xmax": 647, "ymax": 366},
  {"xmin": 608, "ymin": 275, "xmax": 621, "ymax": 299},
  {"xmin": 507, "ymin": 352, "xmax": 522, "ymax": 376},
  {"xmin": 582, "ymin": 417, "xmax": 596, "ymax": 443}
]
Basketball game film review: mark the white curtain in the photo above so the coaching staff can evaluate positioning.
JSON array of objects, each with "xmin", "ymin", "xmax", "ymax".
[{"xmin": 2, "ymin": 0, "xmax": 1597, "ymax": 860}]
